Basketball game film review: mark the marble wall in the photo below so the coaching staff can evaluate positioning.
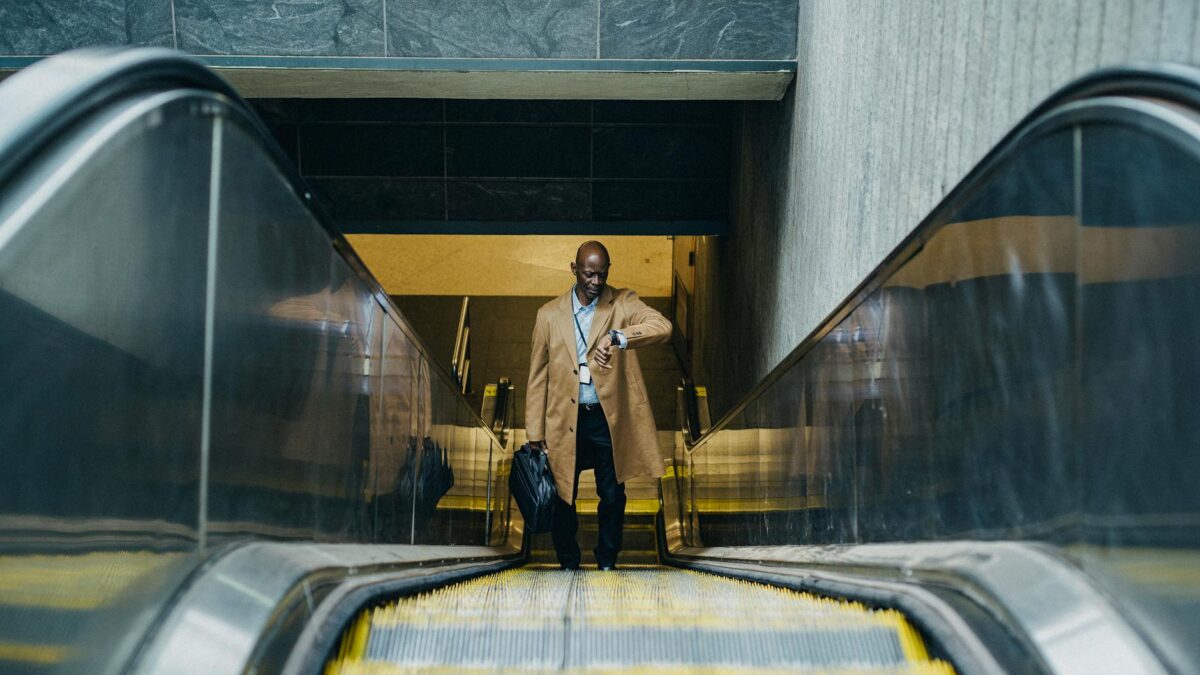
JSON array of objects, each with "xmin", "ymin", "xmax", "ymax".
[
  {"xmin": 0, "ymin": 1, "xmax": 173, "ymax": 54},
  {"xmin": 253, "ymin": 98, "xmax": 731, "ymax": 230},
  {"xmin": 0, "ymin": 0, "xmax": 797, "ymax": 59},
  {"xmin": 694, "ymin": 0, "xmax": 1200, "ymax": 420}
]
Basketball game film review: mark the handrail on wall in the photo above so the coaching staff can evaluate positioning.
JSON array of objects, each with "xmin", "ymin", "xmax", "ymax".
[{"xmin": 451, "ymin": 296, "xmax": 471, "ymax": 395}]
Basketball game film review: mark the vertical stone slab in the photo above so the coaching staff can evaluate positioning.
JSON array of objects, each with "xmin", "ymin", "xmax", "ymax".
[
  {"xmin": 175, "ymin": 0, "xmax": 384, "ymax": 56},
  {"xmin": 386, "ymin": 0, "xmax": 596, "ymax": 58},
  {"xmin": 600, "ymin": 0, "xmax": 797, "ymax": 59},
  {"xmin": 1034, "ymin": 0, "xmax": 1080, "ymax": 100},
  {"xmin": 1159, "ymin": 0, "xmax": 1198, "ymax": 62},
  {"xmin": 0, "ymin": 0, "xmax": 172, "ymax": 55},
  {"xmin": 1098, "ymin": 0, "xmax": 1133, "ymax": 62}
]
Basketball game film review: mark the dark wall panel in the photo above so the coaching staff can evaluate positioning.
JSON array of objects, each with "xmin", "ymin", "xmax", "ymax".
[
  {"xmin": 447, "ymin": 181, "xmax": 591, "ymax": 221},
  {"xmin": 301, "ymin": 124, "xmax": 443, "ymax": 176},
  {"xmin": 254, "ymin": 98, "xmax": 732, "ymax": 230},
  {"xmin": 309, "ymin": 177, "xmax": 445, "ymax": 221},
  {"xmin": 594, "ymin": 181, "xmax": 726, "ymax": 220},
  {"xmin": 447, "ymin": 127, "xmax": 591, "ymax": 178},
  {"xmin": 446, "ymin": 100, "xmax": 591, "ymax": 124},
  {"xmin": 593, "ymin": 127, "xmax": 728, "ymax": 180}
]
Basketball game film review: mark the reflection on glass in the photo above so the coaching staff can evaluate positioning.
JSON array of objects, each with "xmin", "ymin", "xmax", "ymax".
[
  {"xmin": 0, "ymin": 100, "xmax": 212, "ymax": 674},
  {"xmin": 678, "ymin": 118, "xmax": 1200, "ymax": 658},
  {"xmin": 1077, "ymin": 121, "xmax": 1200, "ymax": 654},
  {"xmin": 0, "ymin": 95, "xmax": 514, "ymax": 672}
]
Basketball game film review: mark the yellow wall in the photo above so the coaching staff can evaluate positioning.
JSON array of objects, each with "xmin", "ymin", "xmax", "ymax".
[{"xmin": 346, "ymin": 234, "xmax": 674, "ymax": 296}]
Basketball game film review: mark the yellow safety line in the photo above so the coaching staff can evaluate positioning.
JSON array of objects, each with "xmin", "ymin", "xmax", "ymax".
[
  {"xmin": 0, "ymin": 551, "xmax": 181, "ymax": 610},
  {"xmin": 327, "ymin": 658, "xmax": 959, "ymax": 672},
  {"xmin": 0, "ymin": 641, "xmax": 71, "ymax": 664},
  {"xmin": 434, "ymin": 496, "xmax": 661, "ymax": 514}
]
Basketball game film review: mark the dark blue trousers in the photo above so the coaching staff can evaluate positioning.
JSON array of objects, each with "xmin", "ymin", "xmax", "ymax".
[{"xmin": 551, "ymin": 404, "xmax": 626, "ymax": 568}]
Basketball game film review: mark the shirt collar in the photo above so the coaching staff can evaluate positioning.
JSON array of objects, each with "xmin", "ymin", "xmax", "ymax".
[{"xmin": 571, "ymin": 285, "xmax": 598, "ymax": 313}]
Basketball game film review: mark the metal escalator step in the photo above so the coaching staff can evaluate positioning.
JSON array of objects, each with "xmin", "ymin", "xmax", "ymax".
[
  {"xmin": 330, "ymin": 665, "xmax": 954, "ymax": 674},
  {"xmin": 0, "ymin": 551, "xmax": 188, "ymax": 670},
  {"xmin": 326, "ymin": 569, "xmax": 954, "ymax": 674}
]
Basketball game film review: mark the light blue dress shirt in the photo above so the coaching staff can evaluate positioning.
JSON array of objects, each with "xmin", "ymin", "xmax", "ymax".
[{"xmin": 571, "ymin": 286, "xmax": 626, "ymax": 405}]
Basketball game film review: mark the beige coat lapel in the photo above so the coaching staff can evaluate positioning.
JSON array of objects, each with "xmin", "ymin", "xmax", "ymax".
[
  {"xmin": 585, "ymin": 286, "xmax": 615, "ymax": 352},
  {"xmin": 553, "ymin": 291, "xmax": 576, "ymax": 363}
]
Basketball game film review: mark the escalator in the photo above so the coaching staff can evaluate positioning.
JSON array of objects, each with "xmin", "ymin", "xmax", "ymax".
[
  {"xmin": 324, "ymin": 568, "xmax": 950, "ymax": 674},
  {"xmin": 1, "ymin": 49, "xmax": 1198, "ymax": 675}
]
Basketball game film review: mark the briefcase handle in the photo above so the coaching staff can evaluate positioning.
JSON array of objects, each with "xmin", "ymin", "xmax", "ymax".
[{"xmin": 519, "ymin": 443, "xmax": 550, "ymax": 471}]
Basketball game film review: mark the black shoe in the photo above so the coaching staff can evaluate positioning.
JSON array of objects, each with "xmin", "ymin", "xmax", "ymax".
[
  {"xmin": 561, "ymin": 563, "xmax": 580, "ymax": 571},
  {"xmin": 598, "ymin": 564, "xmax": 616, "ymax": 571}
]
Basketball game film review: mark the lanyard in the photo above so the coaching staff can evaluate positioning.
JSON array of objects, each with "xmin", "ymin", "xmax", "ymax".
[{"xmin": 572, "ymin": 311, "xmax": 589, "ymax": 365}]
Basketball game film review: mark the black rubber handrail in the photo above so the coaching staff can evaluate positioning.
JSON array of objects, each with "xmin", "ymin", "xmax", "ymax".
[
  {"xmin": 688, "ymin": 61, "xmax": 1200, "ymax": 449},
  {"xmin": 0, "ymin": 48, "xmax": 502, "ymax": 445},
  {"xmin": 0, "ymin": 49, "xmax": 240, "ymax": 190},
  {"xmin": 680, "ymin": 377, "xmax": 703, "ymax": 444}
]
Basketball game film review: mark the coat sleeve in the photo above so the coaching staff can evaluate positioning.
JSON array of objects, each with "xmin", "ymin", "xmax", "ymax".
[
  {"xmin": 617, "ymin": 290, "xmax": 672, "ymax": 349},
  {"xmin": 525, "ymin": 308, "xmax": 550, "ymax": 442}
]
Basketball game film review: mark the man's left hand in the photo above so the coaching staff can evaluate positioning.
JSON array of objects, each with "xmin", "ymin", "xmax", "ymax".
[{"xmin": 594, "ymin": 334, "xmax": 615, "ymax": 369}]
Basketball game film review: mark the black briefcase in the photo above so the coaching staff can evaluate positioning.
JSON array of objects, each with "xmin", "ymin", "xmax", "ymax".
[{"xmin": 509, "ymin": 443, "xmax": 557, "ymax": 533}]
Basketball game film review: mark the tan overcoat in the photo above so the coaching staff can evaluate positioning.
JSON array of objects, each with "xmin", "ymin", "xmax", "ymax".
[{"xmin": 525, "ymin": 286, "xmax": 671, "ymax": 502}]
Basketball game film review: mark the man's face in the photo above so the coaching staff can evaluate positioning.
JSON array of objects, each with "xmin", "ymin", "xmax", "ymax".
[{"xmin": 571, "ymin": 252, "xmax": 609, "ymax": 302}]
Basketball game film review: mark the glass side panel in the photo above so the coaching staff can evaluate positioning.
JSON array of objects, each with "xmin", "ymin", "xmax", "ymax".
[
  {"xmin": 0, "ymin": 91, "xmax": 514, "ymax": 672},
  {"xmin": 675, "ymin": 113, "xmax": 1200, "ymax": 664},
  {"xmin": 208, "ymin": 118, "xmax": 505, "ymax": 549},
  {"xmin": 375, "ymin": 318, "xmax": 419, "ymax": 543},
  {"xmin": 1078, "ymin": 122, "xmax": 1200, "ymax": 541},
  {"xmin": 684, "ymin": 125, "xmax": 1077, "ymax": 548},
  {"xmin": 412, "ymin": 375, "xmax": 488, "ymax": 545},
  {"xmin": 922, "ymin": 128, "xmax": 1078, "ymax": 542},
  {"xmin": 323, "ymin": 257, "xmax": 382, "ymax": 539},
  {"xmin": 208, "ymin": 118, "xmax": 354, "ymax": 543},
  {"xmin": 0, "ymin": 98, "xmax": 213, "ymax": 674},
  {"xmin": 1076, "ymin": 119, "xmax": 1200, "ymax": 660}
]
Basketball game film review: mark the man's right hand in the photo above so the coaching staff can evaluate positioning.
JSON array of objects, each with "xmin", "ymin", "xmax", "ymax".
[{"xmin": 527, "ymin": 440, "xmax": 547, "ymax": 451}]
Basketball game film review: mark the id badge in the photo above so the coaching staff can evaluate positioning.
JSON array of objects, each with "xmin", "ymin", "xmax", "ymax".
[{"xmin": 578, "ymin": 364, "xmax": 592, "ymax": 384}]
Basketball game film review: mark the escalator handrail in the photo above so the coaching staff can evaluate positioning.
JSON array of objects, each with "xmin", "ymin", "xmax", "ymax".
[
  {"xmin": 0, "ymin": 48, "xmax": 240, "ymax": 190},
  {"xmin": 680, "ymin": 377, "xmax": 703, "ymax": 444},
  {"xmin": 0, "ymin": 48, "xmax": 504, "ymax": 446},
  {"xmin": 688, "ymin": 61, "xmax": 1200, "ymax": 451}
]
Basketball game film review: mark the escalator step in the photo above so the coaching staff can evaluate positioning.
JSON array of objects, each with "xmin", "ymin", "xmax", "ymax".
[
  {"xmin": 0, "ymin": 551, "xmax": 186, "ymax": 671},
  {"xmin": 326, "ymin": 568, "xmax": 953, "ymax": 674}
]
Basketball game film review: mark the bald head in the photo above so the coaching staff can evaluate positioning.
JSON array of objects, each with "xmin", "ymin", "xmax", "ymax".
[
  {"xmin": 571, "ymin": 240, "xmax": 611, "ymax": 304},
  {"xmin": 575, "ymin": 240, "xmax": 610, "ymax": 267}
]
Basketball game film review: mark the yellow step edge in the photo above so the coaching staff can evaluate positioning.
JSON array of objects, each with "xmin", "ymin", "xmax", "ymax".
[{"xmin": 0, "ymin": 641, "xmax": 72, "ymax": 665}]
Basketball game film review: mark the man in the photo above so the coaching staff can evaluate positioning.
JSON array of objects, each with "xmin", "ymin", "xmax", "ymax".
[{"xmin": 525, "ymin": 241, "xmax": 671, "ymax": 570}]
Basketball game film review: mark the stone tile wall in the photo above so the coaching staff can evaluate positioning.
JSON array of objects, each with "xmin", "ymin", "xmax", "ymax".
[
  {"xmin": 252, "ymin": 98, "xmax": 732, "ymax": 231},
  {"xmin": 0, "ymin": 1, "xmax": 173, "ymax": 54},
  {"xmin": 0, "ymin": 0, "xmax": 797, "ymax": 59}
]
